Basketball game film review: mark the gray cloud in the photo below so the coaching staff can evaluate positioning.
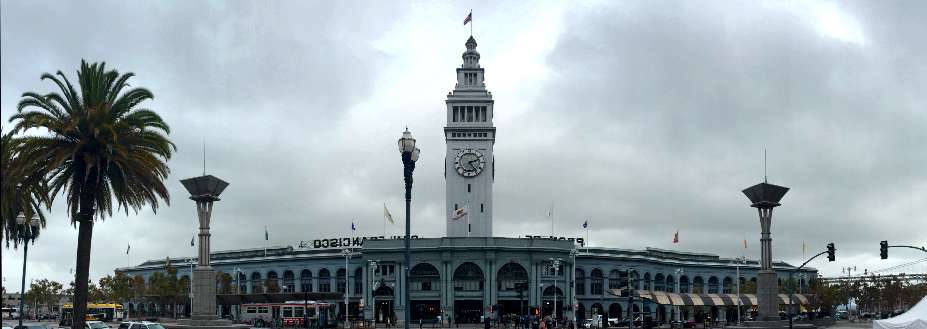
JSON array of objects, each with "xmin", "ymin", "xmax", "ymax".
[{"xmin": 2, "ymin": 1, "xmax": 926, "ymax": 291}]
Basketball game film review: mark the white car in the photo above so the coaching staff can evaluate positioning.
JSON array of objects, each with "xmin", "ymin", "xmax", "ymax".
[{"xmin": 117, "ymin": 321, "xmax": 165, "ymax": 329}]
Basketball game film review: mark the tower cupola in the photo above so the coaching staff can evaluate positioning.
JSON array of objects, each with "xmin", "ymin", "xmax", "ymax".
[{"xmin": 462, "ymin": 36, "xmax": 481, "ymax": 68}]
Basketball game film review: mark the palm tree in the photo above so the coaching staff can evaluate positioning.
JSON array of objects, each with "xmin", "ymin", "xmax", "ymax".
[
  {"xmin": 9, "ymin": 60, "xmax": 174, "ymax": 329},
  {"xmin": 1, "ymin": 130, "xmax": 49, "ymax": 248}
]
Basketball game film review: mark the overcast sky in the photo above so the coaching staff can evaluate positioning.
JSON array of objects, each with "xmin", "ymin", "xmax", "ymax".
[{"xmin": 2, "ymin": 1, "xmax": 926, "ymax": 292}]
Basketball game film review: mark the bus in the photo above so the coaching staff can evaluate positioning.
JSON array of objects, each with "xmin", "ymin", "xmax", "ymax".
[
  {"xmin": 240, "ymin": 301, "xmax": 333, "ymax": 327},
  {"xmin": 2, "ymin": 307, "xmax": 20, "ymax": 319},
  {"xmin": 60, "ymin": 303, "xmax": 125, "ymax": 324}
]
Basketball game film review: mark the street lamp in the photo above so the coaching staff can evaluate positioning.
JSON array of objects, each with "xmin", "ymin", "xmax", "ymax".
[
  {"xmin": 342, "ymin": 248, "xmax": 353, "ymax": 329},
  {"xmin": 731, "ymin": 258, "xmax": 746, "ymax": 324},
  {"xmin": 368, "ymin": 260, "xmax": 379, "ymax": 326},
  {"xmin": 548, "ymin": 258, "xmax": 563, "ymax": 323},
  {"xmin": 15, "ymin": 215, "xmax": 41, "ymax": 329},
  {"xmin": 674, "ymin": 268, "xmax": 685, "ymax": 323},
  {"xmin": 570, "ymin": 249, "xmax": 579, "ymax": 329},
  {"xmin": 398, "ymin": 127, "xmax": 421, "ymax": 329}
]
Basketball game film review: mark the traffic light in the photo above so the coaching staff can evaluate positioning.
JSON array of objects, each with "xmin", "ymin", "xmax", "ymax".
[
  {"xmin": 827, "ymin": 243, "xmax": 835, "ymax": 261},
  {"xmin": 880, "ymin": 240, "xmax": 888, "ymax": 259}
]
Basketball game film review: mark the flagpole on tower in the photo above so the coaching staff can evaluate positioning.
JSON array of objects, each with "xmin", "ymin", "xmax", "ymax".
[{"xmin": 470, "ymin": 10, "xmax": 473, "ymax": 36}]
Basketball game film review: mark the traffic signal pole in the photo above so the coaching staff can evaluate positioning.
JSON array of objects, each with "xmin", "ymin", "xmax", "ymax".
[{"xmin": 788, "ymin": 245, "xmax": 834, "ymax": 329}]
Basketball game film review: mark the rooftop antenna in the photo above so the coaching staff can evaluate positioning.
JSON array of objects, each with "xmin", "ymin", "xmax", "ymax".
[{"xmin": 203, "ymin": 139, "xmax": 206, "ymax": 176}]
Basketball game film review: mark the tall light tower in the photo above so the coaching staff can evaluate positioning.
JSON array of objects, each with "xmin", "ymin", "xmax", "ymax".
[
  {"xmin": 180, "ymin": 174, "xmax": 229, "ymax": 323},
  {"xmin": 742, "ymin": 182, "xmax": 789, "ymax": 321}
]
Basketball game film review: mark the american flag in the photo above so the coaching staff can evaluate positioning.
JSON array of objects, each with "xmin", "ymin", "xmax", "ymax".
[{"xmin": 464, "ymin": 11, "xmax": 472, "ymax": 25}]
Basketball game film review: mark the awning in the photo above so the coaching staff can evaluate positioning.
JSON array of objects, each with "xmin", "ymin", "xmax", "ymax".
[{"xmin": 608, "ymin": 289, "xmax": 811, "ymax": 307}]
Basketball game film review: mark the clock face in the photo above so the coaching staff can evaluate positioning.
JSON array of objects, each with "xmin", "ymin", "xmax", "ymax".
[{"xmin": 454, "ymin": 149, "xmax": 485, "ymax": 177}]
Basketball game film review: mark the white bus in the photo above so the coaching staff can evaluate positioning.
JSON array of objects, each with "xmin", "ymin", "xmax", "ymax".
[
  {"xmin": 240, "ymin": 301, "xmax": 333, "ymax": 327},
  {"xmin": 2, "ymin": 307, "xmax": 20, "ymax": 319}
]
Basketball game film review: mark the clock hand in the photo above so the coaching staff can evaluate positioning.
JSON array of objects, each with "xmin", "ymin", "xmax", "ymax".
[{"xmin": 468, "ymin": 159, "xmax": 480, "ymax": 170}]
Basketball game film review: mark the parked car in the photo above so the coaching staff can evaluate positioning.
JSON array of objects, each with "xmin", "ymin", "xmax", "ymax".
[
  {"xmin": 117, "ymin": 321, "xmax": 165, "ymax": 329},
  {"xmin": 13, "ymin": 323, "xmax": 50, "ymax": 329}
]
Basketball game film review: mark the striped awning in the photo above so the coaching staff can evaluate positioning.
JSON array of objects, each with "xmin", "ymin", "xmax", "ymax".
[{"xmin": 608, "ymin": 289, "xmax": 811, "ymax": 307}]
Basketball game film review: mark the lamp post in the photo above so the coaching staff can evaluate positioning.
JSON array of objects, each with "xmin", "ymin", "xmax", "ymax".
[
  {"xmin": 741, "ymin": 181, "xmax": 789, "ymax": 321},
  {"xmin": 15, "ymin": 215, "xmax": 40, "ymax": 329},
  {"xmin": 843, "ymin": 266, "xmax": 857, "ymax": 319},
  {"xmin": 570, "ymin": 249, "xmax": 578, "ymax": 329},
  {"xmin": 731, "ymin": 257, "xmax": 746, "ymax": 324},
  {"xmin": 343, "ymin": 248, "xmax": 353, "ymax": 329},
  {"xmin": 180, "ymin": 174, "xmax": 229, "ymax": 322},
  {"xmin": 674, "ymin": 269, "xmax": 684, "ymax": 323},
  {"xmin": 398, "ymin": 128, "xmax": 421, "ymax": 329},
  {"xmin": 368, "ymin": 260, "xmax": 379, "ymax": 326},
  {"xmin": 548, "ymin": 258, "xmax": 563, "ymax": 323}
]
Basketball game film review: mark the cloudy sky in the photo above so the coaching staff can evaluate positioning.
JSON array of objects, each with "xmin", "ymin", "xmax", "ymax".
[{"xmin": 2, "ymin": 1, "xmax": 926, "ymax": 292}]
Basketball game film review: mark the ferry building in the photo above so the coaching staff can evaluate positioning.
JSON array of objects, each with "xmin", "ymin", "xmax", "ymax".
[{"xmin": 118, "ymin": 36, "xmax": 817, "ymax": 325}]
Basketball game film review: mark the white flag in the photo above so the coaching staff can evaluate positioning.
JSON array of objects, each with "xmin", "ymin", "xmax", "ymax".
[
  {"xmin": 450, "ymin": 204, "xmax": 468, "ymax": 220},
  {"xmin": 384, "ymin": 203, "xmax": 395, "ymax": 224}
]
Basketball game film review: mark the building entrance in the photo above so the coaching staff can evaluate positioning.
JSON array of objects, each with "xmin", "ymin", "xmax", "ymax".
[
  {"xmin": 498, "ymin": 300, "xmax": 525, "ymax": 317},
  {"xmin": 455, "ymin": 300, "xmax": 483, "ymax": 324},
  {"xmin": 411, "ymin": 301, "xmax": 440, "ymax": 321},
  {"xmin": 375, "ymin": 300, "xmax": 394, "ymax": 323}
]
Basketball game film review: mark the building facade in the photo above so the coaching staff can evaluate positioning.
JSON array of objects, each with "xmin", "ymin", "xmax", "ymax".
[{"xmin": 117, "ymin": 36, "xmax": 817, "ymax": 325}]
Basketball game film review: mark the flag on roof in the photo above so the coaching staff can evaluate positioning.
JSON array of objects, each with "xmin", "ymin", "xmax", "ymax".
[
  {"xmin": 384, "ymin": 203, "xmax": 395, "ymax": 224},
  {"xmin": 464, "ymin": 11, "xmax": 472, "ymax": 25}
]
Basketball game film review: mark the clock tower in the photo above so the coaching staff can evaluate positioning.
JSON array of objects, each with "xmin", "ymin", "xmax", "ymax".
[{"xmin": 445, "ymin": 36, "xmax": 495, "ymax": 238}]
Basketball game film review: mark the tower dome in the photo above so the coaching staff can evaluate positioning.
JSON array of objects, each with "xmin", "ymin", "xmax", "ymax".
[{"xmin": 462, "ymin": 36, "xmax": 481, "ymax": 68}]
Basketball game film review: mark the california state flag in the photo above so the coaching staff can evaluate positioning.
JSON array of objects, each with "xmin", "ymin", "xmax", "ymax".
[{"xmin": 450, "ymin": 205, "xmax": 468, "ymax": 220}]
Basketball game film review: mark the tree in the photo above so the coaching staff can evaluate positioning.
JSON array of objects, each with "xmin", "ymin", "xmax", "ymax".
[
  {"xmin": 10, "ymin": 60, "xmax": 175, "ymax": 329},
  {"xmin": 131, "ymin": 275, "xmax": 146, "ymax": 298},
  {"xmin": 740, "ymin": 280, "xmax": 757, "ymax": 294},
  {"xmin": 1, "ymin": 131, "xmax": 49, "ymax": 248},
  {"xmin": 99, "ymin": 273, "xmax": 131, "ymax": 303},
  {"xmin": 25, "ymin": 279, "xmax": 63, "ymax": 316},
  {"xmin": 216, "ymin": 272, "xmax": 233, "ymax": 294}
]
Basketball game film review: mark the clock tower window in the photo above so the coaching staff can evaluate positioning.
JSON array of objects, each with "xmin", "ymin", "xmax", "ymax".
[{"xmin": 468, "ymin": 184, "xmax": 471, "ymax": 193}]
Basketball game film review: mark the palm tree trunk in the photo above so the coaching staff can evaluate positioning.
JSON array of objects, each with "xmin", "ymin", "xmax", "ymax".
[
  {"xmin": 73, "ymin": 218, "xmax": 94, "ymax": 329},
  {"xmin": 72, "ymin": 186, "xmax": 96, "ymax": 329}
]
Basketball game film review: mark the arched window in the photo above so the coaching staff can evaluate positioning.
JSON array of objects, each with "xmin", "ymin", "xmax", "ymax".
[
  {"xmin": 608, "ymin": 303, "xmax": 622, "ymax": 318},
  {"xmin": 542, "ymin": 285, "xmax": 563, "ymax": 297},
  {"xmin": 654, "ymin": 274, "xmax": 665, "ymax": 292},
  {"xmin": 354, "ymin": 268, "xmax": 363, "ymax": 295},
  {"xmin": 453, "ymin": 262, "xmax": 485, "ymax": 292},
  {"xmin": 300, "ymin": 270, "xmax": 312, "ymax": 292},
  {"xmin": 266, "ymin": 271, "xmax": 280, "ymax": 293},
  {"xmin": 630, "ymin": 271, "xmax": 640, "ymax": 290},
  {"xmin": 608, "ymin": 270, "xmax": 622, "ymax": 290},
  {"xmin": 318, "ymin": 268, "xmax": 331, "ymax": 292},
  {"xmin": 337, "ymin": 268, "xmax": 347, "ymax": 293},
  {"xmin": 665, "ymin": 275, "xmax": 675, "ymax": 293},
  {"xmin": 590, "ymin": 269, "xmax": 604, "ymax": 295},
  {"xmin": 283, "ymin": 271, "xmax": 295, "ymax": 293},
  {"xmin": 679, "ymin": 276, "xmax": 689, "ymax": 293},
  {"xmin": 708, "ymin": 276, "xmax": 719, "ymax": 294},
  {"xmin": 411, "ymin": 263, "xmax": 440, "ymax": 291},
  {"xmin": 238, "ymin": 272, "xmax": 247, "ymax": 294},
  {"xmin": 575, "ymin": 269, "xmax": 586, "ymax": 295},
  {"xmin": 692, "ymin": 276, "xmax": 704, "ymax": 294},
  {"xmin": 643, "ymin": 273, "xmax": 652, "ymax": 291},
  {"xmin": 497, "ymin": 262, "xmax": 528, "ymax": 291},
  {"xmin": 722, "ymin": 277, "xmax": 733, "ymax": 294},
  {"xmin": 251, "ymin": 272, "xmax": 263, "ymax": 293}
]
